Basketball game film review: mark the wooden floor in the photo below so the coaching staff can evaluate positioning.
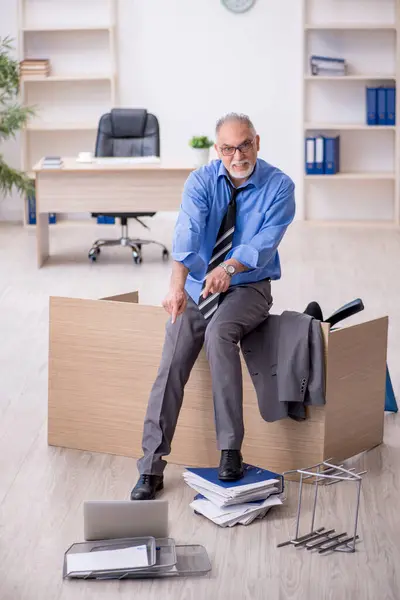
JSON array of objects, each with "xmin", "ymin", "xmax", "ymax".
[{"xmin": 0, "ymin": 218, "xmax": 400, "ymax": 600}]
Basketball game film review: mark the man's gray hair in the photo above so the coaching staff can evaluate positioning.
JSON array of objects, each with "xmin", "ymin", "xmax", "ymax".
[{"xmin": 215, "ymin": 113, "xmax": 256, "ymax": 137}]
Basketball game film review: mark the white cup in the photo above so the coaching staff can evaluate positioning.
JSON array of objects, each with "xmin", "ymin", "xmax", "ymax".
[{"xmin": 78, "ymin": 151, "xmax": 93, "ymax": 163}]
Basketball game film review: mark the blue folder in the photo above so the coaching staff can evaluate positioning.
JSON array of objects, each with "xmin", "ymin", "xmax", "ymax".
[
  {"xmin": 27, "ymin": 192, "xmax": 56, "ymax": 225},
  {"xmin": 305, "ymin": 137, "xmax": 316, "ymax": 174},
  {"xmin": 377, "ymin": 87, "xmax": 387, "ymax": 125},
  {"xmin": 323, "ymin": 136, "xmax": 340, "ymax": 175},
  {"xmin": 366, "ymin": 87, "xmax": 377, "ymax": 125},
  {"xmin": 97, "ymin": 216, "xmax": 115, "ymax": 224},
  {"xmin": 186, "ymin": 464, "xmax": 284, "ymax": 493},
  {"xmin": 315, "ymin": 136, "xmax": 324, "ymax": 174},
  {"xmin": 386, "ymin": 87, "xmax": 396, "ymax": 125}
]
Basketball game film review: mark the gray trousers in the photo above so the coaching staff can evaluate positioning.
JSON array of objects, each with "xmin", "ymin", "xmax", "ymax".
[{"xmin": 137, "ymin": 279, "xmax": 273, "ymax": 475}]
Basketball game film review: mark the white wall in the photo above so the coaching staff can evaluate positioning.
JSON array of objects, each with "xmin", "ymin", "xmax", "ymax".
[{"xmin": 0, "ymin": 0, "xmax": 304, "ymax": 221}]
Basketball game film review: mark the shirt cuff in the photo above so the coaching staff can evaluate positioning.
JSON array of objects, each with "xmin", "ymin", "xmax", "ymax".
[
  {"xmin": 171, "ymin": 251, "xmax": 206, "ymax": 274},
  {"xmin": 226, "ymin": 245, "xmax": 259, "ymax": 271}
]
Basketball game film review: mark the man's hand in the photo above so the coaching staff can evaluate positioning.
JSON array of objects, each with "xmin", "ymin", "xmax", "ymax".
[
  {"xmin": 202, "ymin": 266, "xmax": 231, "ymax": 299},
  {"xmin": 162, "ymin": 286, "xmax": 187, "ymax": 324}
]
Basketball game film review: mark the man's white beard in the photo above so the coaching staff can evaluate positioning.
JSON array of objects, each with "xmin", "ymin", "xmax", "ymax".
[{"xmin": 229, "ymin": 160, "xmax": 254, "ymax": 180}]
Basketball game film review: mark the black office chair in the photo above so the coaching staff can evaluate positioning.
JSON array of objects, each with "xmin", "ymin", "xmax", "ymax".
[{"xmin": 88, "ymin": 108, "xmax": 169, "ymax": 264}]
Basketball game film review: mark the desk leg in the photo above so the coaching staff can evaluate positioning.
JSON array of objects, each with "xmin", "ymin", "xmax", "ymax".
[{"xmin": 37, "ymin": 213, "xmax": 50, "ymax": 268}]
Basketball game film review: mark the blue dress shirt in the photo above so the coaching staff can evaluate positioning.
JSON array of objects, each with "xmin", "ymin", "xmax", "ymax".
[{"xmin": 172, "ymin": 158, "xmax": 296, "ymax": 303}]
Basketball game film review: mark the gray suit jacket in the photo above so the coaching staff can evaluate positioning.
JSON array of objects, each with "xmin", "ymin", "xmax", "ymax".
[{"xmin": 241, "ymin": 311, "xmax": 325, "ymax": 422}]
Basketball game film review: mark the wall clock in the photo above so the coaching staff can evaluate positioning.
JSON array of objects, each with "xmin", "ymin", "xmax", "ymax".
[{"xmin": 222, "ymin": 0, "xmax": 256, "ymax": 14}]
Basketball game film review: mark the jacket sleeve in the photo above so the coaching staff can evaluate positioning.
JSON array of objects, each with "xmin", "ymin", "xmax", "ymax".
[
  {"xmin": 171, "ymin": 170, "xmax": 210, "ymax": 275},
  {"xmin": 305, "ymin": 318, "xmax": 326, "ymax": 406},
  {"xmin": 227, "ymin": 177, "xmax": 295, "ymax": 270}
]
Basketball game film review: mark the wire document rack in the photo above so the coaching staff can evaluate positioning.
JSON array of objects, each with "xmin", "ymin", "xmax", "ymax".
[{"xmin": 277, "ymin": 461, "xmax": 366, "ymax": 555}]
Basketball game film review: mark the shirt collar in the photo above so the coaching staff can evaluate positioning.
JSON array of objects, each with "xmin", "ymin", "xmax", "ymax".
[{"xmin": 217, "ymin": 158, "xmax": 261, "ymax": 189}]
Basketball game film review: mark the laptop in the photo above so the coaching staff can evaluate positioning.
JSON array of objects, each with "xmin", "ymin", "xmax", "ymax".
[{"xmin": 83, "ymin": 500, "xmax": 169, "ymax": 541}]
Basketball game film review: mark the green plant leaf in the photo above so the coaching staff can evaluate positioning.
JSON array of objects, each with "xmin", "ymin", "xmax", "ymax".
[
  {"xmin": 188, "ymin": 135, "xmax": 213, "ymax": 149},
  {"xmin": 0, "ymin": 36, "xmax": 36, "ymax": 197},
  {"xmin": 0, "ymin": 156, "xmax": 35, "ymax": 196}
]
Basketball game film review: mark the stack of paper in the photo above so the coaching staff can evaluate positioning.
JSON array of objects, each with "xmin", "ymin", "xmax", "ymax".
[
  {"xmin": 66, "ymin": 544, "xmax": 149, "ymax": 576},
  {"xmin": 190, "ymin": 494, "xmax": 282, "ymax": 527},
  {"xmin": 183, "ymin": 464, "xmax": 284, "ymax": 527},
  {"xmin": 41, "ymin": 156, "xmax": 63, "ymax": 169}
]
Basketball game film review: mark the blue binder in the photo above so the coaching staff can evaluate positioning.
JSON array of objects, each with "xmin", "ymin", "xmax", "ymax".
[
  {"xmin": 97, "ymin": 216, "xmax": 115, "ymax": 224},
  {"xmin": 186, "ymin": 464, "xmax": 284, "ymax": 494},
  {"xmin": 27, "ymin": 192, "xmax": 36, "ymax": 225},
  {"xmin": 323, "ymin": 136, "xmax": 340, "ymax": 175},
  {"xmin": 27, "ymin": 192, "xmax": 56, "ymax": 225},
  {"xmin": 377, "ymin": 87, "xmax": 387, "ymax": 125},
  {"xmin": 366, "ymin": 87, "xmax": 377, "ymax": 125},
  {"xmin": 386, "ymin": 87, "xmax": 396, "ymax": 125},
  {"xmin": 305, "ymin": 137, "xmax": 316, "ymax": 174},
  {"xmin": 315, "ymin": 136, "xmax": 324, "ymax": 174}
]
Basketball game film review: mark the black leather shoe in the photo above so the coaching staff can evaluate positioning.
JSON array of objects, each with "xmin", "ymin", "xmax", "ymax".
[
  {"xmin": 218, "ymin": 450, "xmax": 244, "ymax": 481},
  {"xmin": 130, "ymin": 474, "xmax": 164, "ymax": 500}
]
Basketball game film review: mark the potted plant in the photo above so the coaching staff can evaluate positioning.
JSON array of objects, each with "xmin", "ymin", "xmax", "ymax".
[
  {"xmin": 0, "ymin": 36, "xmax": 35, "ymax": 198},
  {"xmin": 189, "ymin": 135, "xmax": 213, "ymax": 168}
]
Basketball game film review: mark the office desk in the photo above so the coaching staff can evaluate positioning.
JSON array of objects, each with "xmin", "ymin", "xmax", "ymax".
[{"xmin": 32, "ymin": 157, "xmax": 193, "ymax": 267}]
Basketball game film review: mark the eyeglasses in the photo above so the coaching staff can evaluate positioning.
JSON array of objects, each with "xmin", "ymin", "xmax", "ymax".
[{"xmin": 219, "ymin": 138, "xmax": 255, "ymax": 157}]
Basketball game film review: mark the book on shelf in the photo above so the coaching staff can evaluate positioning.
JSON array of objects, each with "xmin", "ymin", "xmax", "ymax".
[
  {"xmin": 20, "ymin": 58, "xmax": 50, "ymax": 77},
  {"xmin": 183, "ymin": 463, "xmax": 284, "ymax": 527}
]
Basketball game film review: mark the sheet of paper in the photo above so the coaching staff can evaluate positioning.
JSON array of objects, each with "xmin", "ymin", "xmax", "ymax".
[{"xmin": 67, "ymin": 545, "xmax": 148, "ymax": 575}]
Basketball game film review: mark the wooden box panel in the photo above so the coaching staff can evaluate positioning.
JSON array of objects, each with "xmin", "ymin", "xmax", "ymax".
[
  {"xmin": 323, "ymin": 317, "xmax": 388, "ymax": 461},
  {"xmin": 48, "ymin": 295, "xmax": 387, "ymax": 474}
]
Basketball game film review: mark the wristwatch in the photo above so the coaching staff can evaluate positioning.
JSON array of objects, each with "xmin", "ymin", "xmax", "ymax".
[{"xmin": 219, "ymin": 262, "xmax": 236, "ymax": 277}]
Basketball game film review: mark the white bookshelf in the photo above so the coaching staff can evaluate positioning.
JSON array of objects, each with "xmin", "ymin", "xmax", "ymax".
[
  {"xmin": 17, "ymin": 0, "xmax": 118, "ymax": 226},
  {"xmin": 303, "ymin": 0, "xmax": 400, "ymax": 225}
]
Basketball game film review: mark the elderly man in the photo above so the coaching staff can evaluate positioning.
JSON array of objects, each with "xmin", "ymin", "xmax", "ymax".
[{"xmin": 131, "ymin": 113, "xmax": 295, "ymax": 500}]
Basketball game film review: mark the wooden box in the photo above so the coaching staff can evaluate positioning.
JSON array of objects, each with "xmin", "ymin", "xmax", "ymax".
[{"xmin": 48, "ymin": 292, "xmax": 388, "ymax": 474}]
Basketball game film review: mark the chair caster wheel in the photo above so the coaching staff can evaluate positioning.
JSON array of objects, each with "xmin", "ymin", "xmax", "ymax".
[
  {"xmin": 133, "ymin": 253, "xmax": 142, "ymax": 265},
  {"xmin": 88, "ymin": 248, "xmax": 100, "ymax": 261},
  {"xmin": 162, "ymin": 249, "xmax": 169, "ymax": 261}
]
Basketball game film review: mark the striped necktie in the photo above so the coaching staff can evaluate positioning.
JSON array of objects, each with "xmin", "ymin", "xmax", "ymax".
[{"xmin": 198, "ymin": 182, "xmax": 240, "ymax": 321}]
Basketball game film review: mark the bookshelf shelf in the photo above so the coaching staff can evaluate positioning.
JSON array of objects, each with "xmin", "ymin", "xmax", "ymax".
[
  {"xmin": 26, "ymin": 122, "xmax": 99, "ymax": 131},
  {"xmin": 22, "ymin": 25, "xmax": 113, "ymax": 32},
  {"xmin": 303, "ymin": 0, "xmax": 400, "ymax": 225},
  {"xmin": 305, "ymin": 23, "xmax": 396, "ymax": 31},
  {"xmin": 304, "ymin": 75, "xmax": 396, "ymax": 81},
  {"xmin": 18, "ymin": 0, "xmax": 118, "ymax": 227},
  {"xmin": 306, "ymin": 219, "xmax": 397, "ymax": 228},
  {"xmin": 304, "ymin": 123, "xmax": 396, "ymax": 131},
  {"xmin": 21, "ymin": 74, "xmax": 114, "ymax": 82},
  {"xmin": 305, "ymin": 172, "xmax": 396, "ymax": 180}
]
